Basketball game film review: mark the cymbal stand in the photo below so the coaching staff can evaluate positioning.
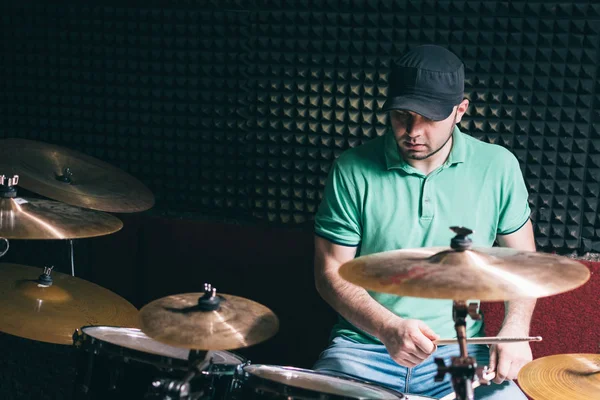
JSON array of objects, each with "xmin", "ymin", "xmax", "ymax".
[
  {"xmin": 68, "ymin": 239, "xmax": 75, "ymax": 276},
  {"xmin": 434, "ymin": 228, "xmax": 489, "ymax": 400},
  {"xmin": 0, "ymin": 175, "xmax": 18, "ymax": 259},
  {"xmin": 435, "ymin": 301, "xmax": 488, "ymax": 400},
  {"xmin": 145, "ymin": 350, "xmax": 216, "ymax": 400},
  {"xmin": 58, "ymin": 169, "xmax": 76, "ymax": 277},
  {"xmin": 145, "ymin": 285, "xmax": 221, "ymax": 400}
]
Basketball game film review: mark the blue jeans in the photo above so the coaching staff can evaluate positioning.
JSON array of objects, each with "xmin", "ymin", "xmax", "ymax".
[{"xmin": 313, "ymin": 336, "xmax": 528, "ymax": 399}]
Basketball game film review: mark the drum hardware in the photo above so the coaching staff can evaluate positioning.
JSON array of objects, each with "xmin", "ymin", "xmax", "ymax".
[
  {"xmin": 36, "ymin": 265, "xmax": 55, "ymax": 286},
  {"xmin": 434, "ymin": 228, "xmax": 513, "ymax": 400},
  {"xmin": 147, "ymin": 378, "xmax": 191, "ymax": 400},
  {"xmin": 0, "ymin": 174, "xmax": 19, "ymax": 197},
  {"xmin": 136, "ymin": 285, "xmax": 279, "ymax": 398},
  {"xmin": 72, "ymin": 326, "xmax": 246, "ymax": 400},
  {"xmin": 56, "ymin": 167, "xmax": 74, "ymax": 184},
  {"xmin": 433, "ymin": 301, "xmax": 490, "ymax": 400},
  {"xmin": 146, "ymin": 353, "xmax": 216, "ymax": 400},
  {"xmin": 438, "ymin": 372, "xmax": 496, "ymax": 400},
  {"xmin": 138, "ymin": 283, "xmax": 279, "ymax": 351},
  {"xmin": 0, "ymin": 138, "xmax": 155, "ymax": 213},
  {"xmin": 69, "ymin": 238, "xmax": 75, "ymax": 276},
  {"xmin": 338, "ymin": 226, "xmax": 592, "ymax": 400}
]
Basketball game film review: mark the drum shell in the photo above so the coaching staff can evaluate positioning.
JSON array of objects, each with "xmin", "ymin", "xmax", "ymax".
[{"xmin": 72, "ymin": 326, "xmax": 244, "ymax": 400}]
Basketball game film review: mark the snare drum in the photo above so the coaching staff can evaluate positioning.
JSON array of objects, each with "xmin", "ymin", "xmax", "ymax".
[
  {"xmin": 228, "ymin": 364, "xmax": 406, "ymax": 399},
  {"xmin": 72, "ymin": 326, "xmax": 245, "ymax": 399}
]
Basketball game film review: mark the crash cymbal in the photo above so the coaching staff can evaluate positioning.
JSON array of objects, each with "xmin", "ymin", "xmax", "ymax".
[
  {"xmin": 139, "ymin": 285, "xmax": 279, "ymax": 350},
  {"xmin": 0, "ymin": 138, "xmax": 154, "ymax": 213},
  {"xmin": 0, "ymin": 263, "xmax": 138, "ymax": 344},
  {"xmin": 339, "ymin": 229, "xmax": 590, "ymax": 301},
  {"xmin": 0, "ymin": 197, "xmax": 123, "ymax": 239},
  {"xmin": 518, "ymin": 354, "xmax": 600, "ymax": 400}
]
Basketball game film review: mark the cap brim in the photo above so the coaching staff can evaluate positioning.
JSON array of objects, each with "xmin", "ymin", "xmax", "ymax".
[{"xmin": 382, "ymin": 96, "xmax": 455, "ymax": 121}]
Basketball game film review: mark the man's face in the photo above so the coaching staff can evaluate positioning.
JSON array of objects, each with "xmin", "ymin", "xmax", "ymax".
[{"xmin": 390, "ymin": 108, "xmax": 458, "ymax": 161}]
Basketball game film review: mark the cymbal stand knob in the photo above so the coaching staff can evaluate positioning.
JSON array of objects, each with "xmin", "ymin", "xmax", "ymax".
[
  {"xmin": 0, "ymin": 174, "xmax": 19, "ymax": 198},
  {"xmin": 197, "ymin": 283, "xmax": 221, "ymax": 311},
  {"xmin": 449, "ymin": 227, "xmax": 473, "ymax": 251},
  {"xmin": 37, "ymin": 266, "xmax": 55, "ymax": 287},
  {"xmin": 55, "ymin": 167, "xmax": 73, "ymax": 184}
]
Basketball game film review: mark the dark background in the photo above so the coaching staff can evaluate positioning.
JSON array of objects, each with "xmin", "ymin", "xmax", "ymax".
[
  {"xmin": 2, "ymin": 0, "xmax": 600, "ymax": 253},
  {"xmin": 0, "ymin": 1, "xmax": 599, "ymax": 399}
]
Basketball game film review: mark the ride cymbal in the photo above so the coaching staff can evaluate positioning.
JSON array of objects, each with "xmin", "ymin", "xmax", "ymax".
[
  {"xmin": 518, "ymin": 354, "xmax": 600, "ymax": 400},
  {"xmin": 139, "ymin": 285, "xmax": 279, "ymax": 350},
  {"xmin": 339, "ymin": 228, "xmax": 590, "ymax": 301},
  {"xmin": 0, "ymin": 197, "xmax": 123, "ymax": 239},
  {"xmin": 0, "ymin": 263, "xmax": 138, "ymax": 344},
  {"xmin": 0, "ymin": 138, "xmax": 154, "ymax": 213}
]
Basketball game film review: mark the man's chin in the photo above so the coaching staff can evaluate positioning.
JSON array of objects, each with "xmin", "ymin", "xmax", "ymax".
[{"xmin": 402, "ymin": 149, "xmax": 431, "ymax": 160}]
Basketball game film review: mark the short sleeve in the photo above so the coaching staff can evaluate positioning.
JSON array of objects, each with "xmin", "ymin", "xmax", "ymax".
[
  {"xmin": 497, "ymin": 152, "xmax": 531, "ymax": 235},
  {"xmin": 314, "ymin": 161, "xmax": 361, "ymax": 246}
]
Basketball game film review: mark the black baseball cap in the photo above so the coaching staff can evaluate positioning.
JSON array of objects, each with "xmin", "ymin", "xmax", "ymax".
[{"xmin": 383, "ymin": 45, "xmax": 465, "ymax": 121}]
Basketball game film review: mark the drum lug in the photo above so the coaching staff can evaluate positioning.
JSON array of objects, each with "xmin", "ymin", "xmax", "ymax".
[
  {"xmin": 147, "ymin": 378, "xmax": 190, "ymax": 400},
  {"xmin": 72, "ymin": 328, "xmax": 83, "ymax": 347}
]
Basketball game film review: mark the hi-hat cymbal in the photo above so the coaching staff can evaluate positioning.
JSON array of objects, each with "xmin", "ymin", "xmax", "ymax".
[
  {"xmin": 0, "ymin": 263, "xmax": 139, "ymax": 344},
  {"xmin": 139, "ymin": 286, "xmax": 279, "ymax": 350},
  {"xmin": 0, "ymin": 197, "xmax": 123, "ymax": 239},
  {"xmin": 0, "ymin": 138, "xmax": 154, "ymax": 213},
  {"xmin": 518, "ymin": 354, "xmax": 600, "ymax": 400},
  {"xmin": 338, "ymin": 246, "xmax": 590, "ymax": 301}
]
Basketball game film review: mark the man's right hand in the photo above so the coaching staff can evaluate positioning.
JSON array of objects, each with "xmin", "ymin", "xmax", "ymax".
[{"xmin": 379, "ymin": 319, "xmax": 440, "ymax": 367}]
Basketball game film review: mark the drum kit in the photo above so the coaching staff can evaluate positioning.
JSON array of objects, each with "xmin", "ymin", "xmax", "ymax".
[{"xmin": 0, "ymin": 139, "xmax": 597, "ymax": 400}]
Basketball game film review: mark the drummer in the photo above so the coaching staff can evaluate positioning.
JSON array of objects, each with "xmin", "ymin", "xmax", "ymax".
[{"xmin": 312, "ymin": 44, "xmax": 535, "ymax": 399}]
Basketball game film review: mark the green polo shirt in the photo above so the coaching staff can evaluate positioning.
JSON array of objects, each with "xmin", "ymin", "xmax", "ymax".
[{"xmin": 315, "ymin": 126, "xmax": 531, "ymax": 343}]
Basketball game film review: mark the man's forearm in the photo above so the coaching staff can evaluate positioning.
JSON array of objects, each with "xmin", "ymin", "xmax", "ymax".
[
  {"xmin": 495, "ymin": 220, "xmax": 537, "ymax": 334},
  {"xmin": 501, "ymin": 298, "xmax": 536, "ymax": 334},
  {"xmin": 316, "ymin": 271, "xmax": 399, "ymax": 340}
]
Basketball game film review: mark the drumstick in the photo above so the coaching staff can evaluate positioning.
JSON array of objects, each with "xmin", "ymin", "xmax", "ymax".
[
  {"xmin": 434, "ymin": 336, "xmax": 542, "ymax": 346},
  {"xmin": 438, "ymin": 372, "xmax": 497, "ymax": 400}
]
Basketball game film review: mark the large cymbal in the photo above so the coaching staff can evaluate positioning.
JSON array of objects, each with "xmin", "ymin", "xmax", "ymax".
[
  {"xmin": 338, "ymin": 246, "xmax": 590, "ymax": 301},
  {"xmin": 518, "ymin": 354, "xmax": 600, "ymax": 400},
  {"xmin": 0, "ymin": 263, "xmax": 139, "ymax": 344},
  {"xmin": 0, "ymin": 138, "xmax": 154, "ymax": 213},
  {"xmin": 0, "ymin": 197, "xmax": 123, "ymax": 239},
  {"xmin": 139, "ymin": 287, "xmax": 279, "ymax": 350}
]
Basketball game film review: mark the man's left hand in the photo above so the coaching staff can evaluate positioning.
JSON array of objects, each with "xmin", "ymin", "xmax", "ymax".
[{"xmin": 487, "ymin": 329, "xmax": 533, "ymax": 384}]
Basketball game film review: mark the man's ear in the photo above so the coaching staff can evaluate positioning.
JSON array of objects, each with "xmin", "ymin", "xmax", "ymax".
[{"xmin": 455, "ymin": 98, "xmax": 470, "ymax": 124}]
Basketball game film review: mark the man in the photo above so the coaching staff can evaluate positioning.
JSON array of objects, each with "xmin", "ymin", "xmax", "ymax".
[{"xmin": 312, "ymin": 44, "xmax": 536, "ymax": 399}]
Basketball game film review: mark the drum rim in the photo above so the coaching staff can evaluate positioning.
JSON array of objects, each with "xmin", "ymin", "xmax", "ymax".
[
  {"xmin": 75, "ymin": 325, "xmax": 246, "ymax": 372},
  {"xmin": 75, "ymin": 325, "xmax": 191, "ymax": 370},
  {"xmin": 238, "ymin": 364, "xmax": 406, "ymax": 399}
]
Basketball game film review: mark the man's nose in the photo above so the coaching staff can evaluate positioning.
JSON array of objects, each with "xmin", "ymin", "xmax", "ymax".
[{"xmin": 406, "ymin": 117, "xmax": 425, "ymax": 136}]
